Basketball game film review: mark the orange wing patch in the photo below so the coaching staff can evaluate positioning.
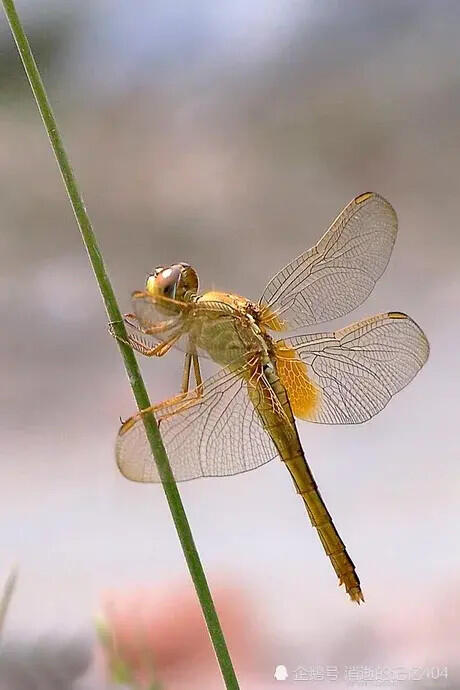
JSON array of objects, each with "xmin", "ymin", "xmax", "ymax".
[
  {"xmin": 275, "ymin": 342, "xmax": 320, "ymax": 419},
  {"xmin": 260, "ymin": 307, "xmax": 287, "ymax": 331}
]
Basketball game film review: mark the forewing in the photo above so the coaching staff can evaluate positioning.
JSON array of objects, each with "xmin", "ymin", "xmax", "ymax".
[
  {"xmin": 280, "ymin": 312, "xmax": 429, "ymax": 424},
  {"xmin": 123, "ymin": 316, "xmax": 199, "ymax": 357},
  {"xmin": 132, "ymin": 291, "xmax": 187, "ymax": 327},
  {"xmin": 126, "ymin": 292, "xmax": 247, "ymax": 358},
  {"xmin": 124, "ymin": 290, "xmax": 194, "ymax": 354},
  {"xmin": 116, "ymin": 364, "xmax": 279, "ymax": 482},
  {"xmin": 259, "ymin": 193, "xmax": 398, "ymax": 329}
]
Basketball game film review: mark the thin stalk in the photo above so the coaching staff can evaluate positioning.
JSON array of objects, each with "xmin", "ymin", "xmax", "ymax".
[
  {"xmin": 1, "ymin": 2, "xmax": 239, "ymax": 687},
  {"xmin": 0, "ymin": 567, "xmax": 18, "ymax": 640}
]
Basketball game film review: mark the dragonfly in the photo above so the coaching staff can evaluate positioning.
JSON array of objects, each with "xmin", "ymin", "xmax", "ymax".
[{"xmin": 114, "ymin": 192, "xmax": 429, "ymax": 603}]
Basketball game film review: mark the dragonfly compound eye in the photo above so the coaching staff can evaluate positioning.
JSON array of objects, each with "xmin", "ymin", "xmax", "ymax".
[
  {"xmin": 176, "ymin": 264, "xmax": 199, "ymax": 298},
  {"xmin": 145, "ymin": 263, "xmax": 199, "ymax": 304},
  {"xmin": 146, "ymin": 265, "xmax": 181, "ymax": 298}
]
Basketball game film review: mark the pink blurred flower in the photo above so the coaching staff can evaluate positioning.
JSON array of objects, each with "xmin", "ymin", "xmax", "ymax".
[{"xmin": 97, "ymin": 579, "xmax": 258, "ymax": 689}]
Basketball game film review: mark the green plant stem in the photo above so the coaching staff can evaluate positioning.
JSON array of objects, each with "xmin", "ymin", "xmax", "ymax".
[
  {"xmin": 1, "ymin": 2, "xmax": 239, "ymax": 688},
  {"xmin": 0, "ymin": 567, "xmax": 18, "ymax": 640}
]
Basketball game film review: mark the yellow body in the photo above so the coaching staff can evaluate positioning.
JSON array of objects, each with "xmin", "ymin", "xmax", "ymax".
[{"xmin": 188, "ymin": 290, "xmax": 363, "ymax": 602}]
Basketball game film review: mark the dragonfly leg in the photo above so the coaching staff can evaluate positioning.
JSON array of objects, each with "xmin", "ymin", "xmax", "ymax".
[
  {"xmin": 157, "ymin": 361, "xmax": 205, "ymax": 416},
  {"xmin": 181, "ymin": 349, "xmax": 203, "ymax": 394},
  {"xmin": 181, "ymin": 353, "xmax": 192, "ymax": 393},
  {"xmin": 126, "ymin": 313, "xmax": 178, "ymax": 338},
  {"xmin": 143, "ymin": 333, "xmax": 181, "ymax": 357},
  {"xmin": 107, "ymin": 315, "xmax": 135, "ymax": 347},
  {"xmin": 116, "ymin": 321, "xmax": 181, "ymax": 357},
  {"xmin": 192, "ymin": 352, "xmax": 203, "ymax": 394},
  {"xmin": 108, "ymin": 314, "xmax": 147, "ymax": 348},
  {"xmin": 156, "ymin": 389, "xmax": 204, "ymax": 423},
  {"xmin": 126, "ymin": 319, "xmax": 182, "ymax": 356},
  {"xmin": 120, "ymin": 353, "xmax": 204, "ymax": 434},
  {"xmin": 119, "ymin": 382, "xmax": 205, "ymax": 436}
]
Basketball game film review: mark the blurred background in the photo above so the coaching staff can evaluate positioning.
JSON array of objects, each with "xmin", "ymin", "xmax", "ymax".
[{"xmin": 0, "ymin": 0, "xmax": 459, "ymax": 687}]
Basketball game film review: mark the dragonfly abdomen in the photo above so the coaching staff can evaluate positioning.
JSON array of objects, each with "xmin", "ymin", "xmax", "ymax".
[
  {"xmin": 258, "ymin": 366, "xmax": 364, "ymax": 603},
  {"xmin": 285, "ymin": 453, "xmax": 363, "ymax": 603}
]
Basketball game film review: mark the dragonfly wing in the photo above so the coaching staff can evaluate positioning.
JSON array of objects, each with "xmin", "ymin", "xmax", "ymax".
[
  {"xmin": 277, "ymin": 312, "xmax": 429, "ymax": 424},
  {"xmin": 259, "ymin": 193, "xmax": 398, "ymax": 329},
  {"xmin": 122, "ymin": 315, "xmax": 202, "ymax": 357},
  {"xmin": 131, "ymin": 291, "xmax": 187, "ymax": 326},
  {"xmin": 127, "ymin": 293, "xmax": 247, "ymax": 358},
  {"xmin": 127, "ymin": 291, "xmax": 210, "ymax": 357},
  {"xmin": 116, "ymin": 363, "xmax": 279, "ymax": 482}
]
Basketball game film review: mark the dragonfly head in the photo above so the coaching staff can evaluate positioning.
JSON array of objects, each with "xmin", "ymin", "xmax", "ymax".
[{"xmin": 145, "ymin": 263, "xmax": 199, "ymax": 313}]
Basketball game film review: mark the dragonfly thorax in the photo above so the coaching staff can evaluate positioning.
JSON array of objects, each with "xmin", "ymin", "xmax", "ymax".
[{"xmin": 192, "ymin": 290, "xmax": 271, "ymax": 368}]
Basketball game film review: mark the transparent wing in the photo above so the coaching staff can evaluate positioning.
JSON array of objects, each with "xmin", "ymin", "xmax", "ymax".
[
  {"xmin": 122, "ymin": 315, "xmax": 202, "ymax": 357},
  {"xmin": 116, "ymin": 363, "xmax": 279, "ymax": 482},
  {"xmin": 259, "ymin": 193, "xmax": 398, "ymax": 329},
  {"xmin": 279, "ymin": 312, "xmax": 429, "ymax": 424},
  {"xmin": 126, "ymin": 292, "xmax": 248, "ymax": 358},
  {"xmin": 124, "ymin": 290, "xmax": 193, "ymax": 354},
  {"xmin": 131, "ymin": 291, "xmax": 188, "ymax": 327}
]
